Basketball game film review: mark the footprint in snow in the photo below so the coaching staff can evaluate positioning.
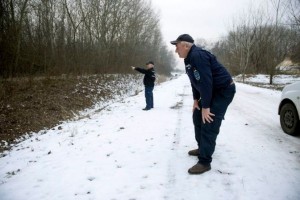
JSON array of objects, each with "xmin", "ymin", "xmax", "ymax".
[{"xmin": 87, "ymin": 176, "xmax": 95, "ymax": 181}]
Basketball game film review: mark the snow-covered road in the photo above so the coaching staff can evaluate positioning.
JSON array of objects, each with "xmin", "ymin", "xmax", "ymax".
[{"xmin": 0, "ymin": 74, "xmax": 300, "ymax": 200}]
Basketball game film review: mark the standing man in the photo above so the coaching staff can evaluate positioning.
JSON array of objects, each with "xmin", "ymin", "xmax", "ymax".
[
  {"xmin": 170, "ymin": 34, "xmax": 236, "ymax": 174},
  {"xmin": 131, "ymin": 61, "xmax": 156, "ymax": 111}
]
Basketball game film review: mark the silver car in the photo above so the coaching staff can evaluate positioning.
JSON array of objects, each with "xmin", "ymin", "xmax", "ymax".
[{"xmin": 278, "ymin": 81, "xmax": 300, "ymax": 136}]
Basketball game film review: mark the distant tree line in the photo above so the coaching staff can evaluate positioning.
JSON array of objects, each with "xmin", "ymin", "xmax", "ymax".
[
  {"xmin": 0, "ymin": 0, "xmax": 175, "ymax": 78},
  {"xmin": 214, "ymin": 0, "xmax": 300, "ymax": 82},
  {"xmin": 204, "ymin": 0, "xmax": 299, "ymax": 84}
]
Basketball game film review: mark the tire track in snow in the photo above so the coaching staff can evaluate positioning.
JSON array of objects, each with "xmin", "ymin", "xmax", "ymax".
[
  {"xmin": 164, "ymin": 82, "xmax": 191, "ymax": 199},
  {"xmin": 232, "ymin": 83, "xmax": 300, "ymax": 147}
]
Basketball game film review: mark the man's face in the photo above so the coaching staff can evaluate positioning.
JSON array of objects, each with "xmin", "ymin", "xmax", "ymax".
[
  {"xmin": 175, "ymin": 42, "xmax": 189, "ymax": 58},
  {"xmin": 146, "ymin": 64, "xmax": 153, "ymax": 69}
]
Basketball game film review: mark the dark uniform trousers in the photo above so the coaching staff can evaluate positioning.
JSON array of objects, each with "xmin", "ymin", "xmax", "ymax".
[
  {"xmin": 192, "ymin": 83, "xmax": 236, "ymax": 165},
  {"xmin": 145, "ymin": 86, "xmax": 154, "ymax": 109}
]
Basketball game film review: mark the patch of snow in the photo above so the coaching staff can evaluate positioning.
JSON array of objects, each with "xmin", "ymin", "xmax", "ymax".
[{"xmin": 0, "ymin": 74, "xmax": 299, "ymax": 200}]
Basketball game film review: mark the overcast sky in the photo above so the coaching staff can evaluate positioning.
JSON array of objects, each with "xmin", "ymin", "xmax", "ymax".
[{"xmin": 150, "ymin": 0, "xmax": 267, "ymax": 49}]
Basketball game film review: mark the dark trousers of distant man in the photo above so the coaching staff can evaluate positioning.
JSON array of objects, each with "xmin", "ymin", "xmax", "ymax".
[
  {"xmin": 193, "ymin": 84, "xmax": 236, "ymax": 165},
  {"xmin": 145, "ymin": 86, "xmax": 154, "ymax": 109}
]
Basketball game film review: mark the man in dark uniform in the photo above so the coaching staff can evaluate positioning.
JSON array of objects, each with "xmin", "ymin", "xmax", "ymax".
[
  {"xmin": 131, "ymin": 61, "xmax": 156, "ymax": 110},
  {"xmin": 170, "ymin": 34, "xmax": 236, "ymax": 174}
]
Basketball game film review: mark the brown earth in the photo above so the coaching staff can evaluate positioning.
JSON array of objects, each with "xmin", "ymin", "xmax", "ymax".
[{"xmin": 0, "ymin": 74, "xmax": 144, "ymax": 153}]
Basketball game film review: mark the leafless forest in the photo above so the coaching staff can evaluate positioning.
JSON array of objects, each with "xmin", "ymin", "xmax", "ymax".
[
  {"xmin": 1, "ymin": 0, "xmax": 299, "ymax": 79},
  {"xmin": 208, "ymin": 0, "xmax": 300, "ymax": 83},
  {"xmin": 0, "ymin": 0, "xmax": 175, "ymax": 78}
]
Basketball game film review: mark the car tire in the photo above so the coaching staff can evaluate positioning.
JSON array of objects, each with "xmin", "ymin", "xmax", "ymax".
[{"xmin": 280, "ymin": 103, "xmax": 300, "ymax": 136}]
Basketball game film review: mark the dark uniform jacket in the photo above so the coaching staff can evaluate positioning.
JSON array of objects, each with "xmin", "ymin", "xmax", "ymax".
[
  {"xmin": 184, "ymin": 45, "xmax": 233, "ymax": 108},
  {"xmin": 135, "ymin": 67, "xmax": 156, "ymax": 87}
]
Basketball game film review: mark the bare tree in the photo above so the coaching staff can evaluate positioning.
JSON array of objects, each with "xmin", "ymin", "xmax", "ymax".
[
  {"xmin": 0, "ymin": 0, "xmax": 174, "ymax": 78},
  {"xmin": 287, "ymin": 0, "xmax": 300, "ymax": 63},
  {"xmin": 212, "ymin": 0, "xmax": 298, "ymax": 80}
]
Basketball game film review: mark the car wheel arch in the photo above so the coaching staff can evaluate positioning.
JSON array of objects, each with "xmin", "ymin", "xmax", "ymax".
[
  {"xmin": 279, "ymin": 98, "xmax": 296, "ymax": 114},
  {"xmin": 279, "ymin": 100, "xmax": 300, "ymax": 136}
]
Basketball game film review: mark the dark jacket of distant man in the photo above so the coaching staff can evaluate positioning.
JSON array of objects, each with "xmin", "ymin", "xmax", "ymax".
[
  {"xmin": 134, "ymin": 66, "xmax": 156, "ymax": 87},
  {"xmin": 132, "ymin": 61, "xmax": 156, "ymax": 110}
]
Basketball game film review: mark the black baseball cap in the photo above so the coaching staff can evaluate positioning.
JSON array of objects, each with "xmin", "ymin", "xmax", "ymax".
[
  {"xmin": 146, "ymin": 61, "xmax": 154, "ymax": 65},
  {"xmin": 170, "ymin": 34, "xmax": 194, "ymax": 45}
]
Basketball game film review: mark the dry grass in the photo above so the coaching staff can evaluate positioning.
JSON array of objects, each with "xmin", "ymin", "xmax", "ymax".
[{"xmin": 0, "ymin": 74, "xmax": 143, "ymax": 152}]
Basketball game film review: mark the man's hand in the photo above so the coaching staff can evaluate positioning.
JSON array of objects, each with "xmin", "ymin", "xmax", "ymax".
[
  {"xmin": 192, "ymin": 100, "xmax": 200, "ymax": 112},
  {"xmin": 131, "ymin": 66, "xmax": 135, "ymax": 70},
  {"xmin": 202, "ymin": 108, "xmax": 215, "ymax": 124}
]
